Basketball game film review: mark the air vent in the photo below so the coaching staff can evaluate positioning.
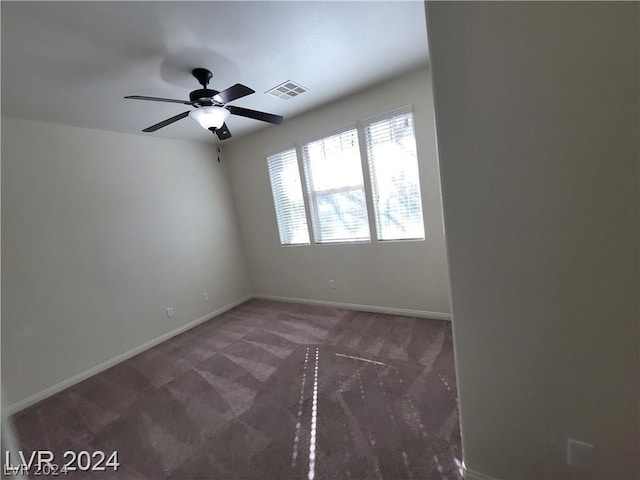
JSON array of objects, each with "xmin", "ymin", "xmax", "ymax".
[{"xmin": 266, "ymin": 80, "xmax": 308, "ymax": 100}]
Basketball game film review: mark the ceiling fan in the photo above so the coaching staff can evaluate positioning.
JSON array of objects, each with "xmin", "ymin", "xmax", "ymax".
[{"xmin": 125, "ymin": 68, "xmax": 284, "ymax": 140}]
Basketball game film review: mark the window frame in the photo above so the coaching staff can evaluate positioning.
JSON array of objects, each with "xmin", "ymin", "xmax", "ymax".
[
  {"xmin": 299, "ymin": 124, "xmax": 372, "ymax": 245},
  {"xmin": 264, "ymin": 105, "xmax": 426, "ymax": 247},
  {"xmin": 359, "ymin": 105, "xmax": 426, "ymax": 242},
  {"xmin": 265, "ymin": 146, "xmax": 313, "ymax": 246}
]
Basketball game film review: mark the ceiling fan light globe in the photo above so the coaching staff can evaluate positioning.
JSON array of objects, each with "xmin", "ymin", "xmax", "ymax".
[{"xmin": 189, "ymin": 106, "xmax": 230, "ymax": 130}]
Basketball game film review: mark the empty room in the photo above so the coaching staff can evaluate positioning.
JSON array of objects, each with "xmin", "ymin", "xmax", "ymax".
[{"xmin": 1, "ymin": 2, "xmax": 638, "ymax": 480}]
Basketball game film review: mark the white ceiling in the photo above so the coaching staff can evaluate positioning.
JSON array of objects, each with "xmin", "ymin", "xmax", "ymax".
[{"xmin": 1, "ymin": 1, "xmax": 429, "ymax": 144}]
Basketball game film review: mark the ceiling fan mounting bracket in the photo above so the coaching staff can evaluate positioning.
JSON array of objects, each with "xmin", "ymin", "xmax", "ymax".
[{"xmin": 192, "ymin": 68, "xmax": 213, "ymax": 88}]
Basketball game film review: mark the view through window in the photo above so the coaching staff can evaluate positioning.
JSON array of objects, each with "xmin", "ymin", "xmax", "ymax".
[{"xmin": 266, "ymin": 107, "xmax": 424, "ymax": 246}]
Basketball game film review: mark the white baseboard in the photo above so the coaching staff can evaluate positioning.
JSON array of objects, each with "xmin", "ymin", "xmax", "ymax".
[
  {"xmin": 253, "ymin": 294, "xmax": 451, "ymax": 321},
  {"xmin": 463, "ymin": 464, "xmax": 498, "ymax": 480},
  {"xmin": 4, "ymin": 293, "xmax": 449, "ymax": 415},
  {"xmin": 3, "ymin": 295, "xmax": 252, "ymax": 417}
]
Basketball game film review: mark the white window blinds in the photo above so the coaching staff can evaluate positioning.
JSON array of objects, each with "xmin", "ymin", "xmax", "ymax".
[
  {"xmin": 302, "ymin": 128, "xmax": 371, "ymax": 243},
  {"xmin": 267, "ymin": 149, "xmax": 310, "ymax": 245},
  {"xmin": 364, "ymin": 110, "xmax": 425, "ymax": 241}
]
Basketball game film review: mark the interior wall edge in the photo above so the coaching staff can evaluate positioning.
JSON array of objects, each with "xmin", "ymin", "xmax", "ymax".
[
  {"xmin": 253, "ymin": 294, "xmax": 451, "ymax": 321},
  {"xmin": 1, "ymin": 294, "xmax": 252, "ymax": 417},
  {"xmin": 463, "ymin": 465, "xmax": 499, "ymax": 480}
]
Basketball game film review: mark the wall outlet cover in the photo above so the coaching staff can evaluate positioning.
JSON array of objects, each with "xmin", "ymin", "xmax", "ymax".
[
  {"xmin": 166, "ymin": 307, "xmax": 174, "ymax": 318},
  {"xmin": 203, "ymin": 292, "xmax": 209, "ymax": 301}
]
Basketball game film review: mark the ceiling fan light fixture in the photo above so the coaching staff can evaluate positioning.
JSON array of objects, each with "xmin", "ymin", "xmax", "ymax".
[
  {"xmin": 189, "ymin": 106, "xmax": 230, "ymax": 130},
  {"xmin": 126, "ymin": 69, "xmax": 283, "ymax": 138}
]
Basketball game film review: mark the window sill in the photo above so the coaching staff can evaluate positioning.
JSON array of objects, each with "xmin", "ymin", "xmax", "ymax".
[
  {"xmin": 376, "ymin": 237, "xmax": 426, "ymax": 243},
  {"xmin": 314, "ymin": 239, "xmax": 372, "ymax": 246}
]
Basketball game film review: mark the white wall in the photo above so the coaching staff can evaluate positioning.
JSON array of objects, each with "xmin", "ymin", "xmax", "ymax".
[
  {"xmin": 1, "ymin": 118, "xmax": 251, "ymax": 408},
  {"xmin": 225, "ymin": 67, "xmax": 450, "ymax": 316},
  {"xmin": 427, "ymin": 2, "xmax": 639, "ymax": 479}
]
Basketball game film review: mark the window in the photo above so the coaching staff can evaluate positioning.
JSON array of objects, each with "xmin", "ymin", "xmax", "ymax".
[
  {"xmin": 364, "ymin": 110, "xmax": 425, "ymax": 240},
  {"xmin": 267, "ymin": 149, "xmax": 310, "ymax": 245},
  {"xmin": 302, "ymin": 128, "xmax": 370, "ymax": 243},
  {"xmin": 265, "ymin": 107, "xmax": 425, "ymax": 246}
]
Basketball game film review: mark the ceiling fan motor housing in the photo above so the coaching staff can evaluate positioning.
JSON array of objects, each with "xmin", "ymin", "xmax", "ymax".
[{"xmin": 189, "ymin": 88, "xmax": 219, "ymax": 104}]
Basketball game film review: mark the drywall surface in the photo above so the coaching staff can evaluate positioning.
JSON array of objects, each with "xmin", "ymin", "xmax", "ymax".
[
  {"xmin": 427, "ymin": 2, "xmax": 639, "ymax": 479},
  {"xmin": 225, "ymin": 67, "xmax": 450, "ymax": 315},
  {"xmin": 1, "ymin": 118, "xmax": 251, "ymax": 407}
]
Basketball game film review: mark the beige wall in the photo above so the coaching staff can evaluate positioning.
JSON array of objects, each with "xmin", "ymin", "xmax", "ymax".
[
  {"xmin": 1, "ymin": 118, "xmax": 251, "ymax": 408},
  {"xmin": 427, "ymin": 2, "xmax": 639, "ymax": 479},
  {"xmin": 224, "ymin": 67, "xmax": 451, "ymax": 316}
]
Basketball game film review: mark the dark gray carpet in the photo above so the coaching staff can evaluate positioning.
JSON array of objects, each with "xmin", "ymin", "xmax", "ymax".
[{"xmin": 7, "ymin": 299, "xmax": 462, "ymax": 479}]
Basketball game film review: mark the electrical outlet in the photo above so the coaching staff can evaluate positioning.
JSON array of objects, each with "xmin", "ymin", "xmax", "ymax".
[
  {"xmin": 166, "ymin": 307, "xmax": 174, "ymax": 318},
  {"xmin": 567, "ymin": 438, "xmax": 594, "ymax": 469},
  {"xmin": 203, "ymin": 292, "xmax": 209, "ymax": 302},
  {"xmin": 329, "ymin": 280, "xmax": 336, "ymax": 290}
]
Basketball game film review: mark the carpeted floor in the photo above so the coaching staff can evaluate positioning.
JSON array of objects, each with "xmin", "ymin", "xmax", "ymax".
[{"xmin": 7, "ymin": 299, "xmax": 462, "ymax": 479}]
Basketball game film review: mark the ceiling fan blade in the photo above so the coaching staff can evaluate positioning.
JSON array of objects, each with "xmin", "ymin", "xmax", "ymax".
[
  {"xmin": 142, "ymin": 111, "xmax": 190, "ymax": 132},
  {"xmin": 227, "ymin": 105, "xmax": 283, "ymax": 125},
  {"xmin": 213, "ymin": 123, "xmax": 232, "ymax": 140},
  {"xmin": 213, "ymin": 84, "xmax": 255, "ymax": 104},
  {"xmin": 125, "ymin": 95, "xmax": 194, "ymax": 105}
]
